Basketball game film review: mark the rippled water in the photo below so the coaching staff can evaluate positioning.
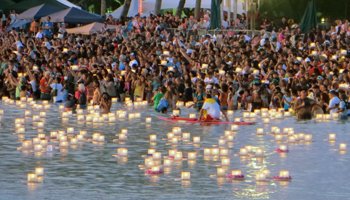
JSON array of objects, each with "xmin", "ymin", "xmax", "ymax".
[{"xmin": 0, "ymin": 101, "xmax": 350, "ymax": 200}]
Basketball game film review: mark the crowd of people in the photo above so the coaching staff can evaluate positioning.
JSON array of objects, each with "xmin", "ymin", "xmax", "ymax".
[{"xmin": 0, "ymin": 10, "xmax": 350, "ymax": 120}]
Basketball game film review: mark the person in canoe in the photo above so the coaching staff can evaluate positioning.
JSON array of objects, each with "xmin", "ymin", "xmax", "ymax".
[{"xmin": 198, "ymin": 93, "xmax": 229, "ymax": 121}]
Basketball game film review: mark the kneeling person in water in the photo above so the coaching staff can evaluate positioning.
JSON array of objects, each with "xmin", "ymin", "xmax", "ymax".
[{"xmin": 198, "ymin": 93, "xmax": 228, "ymax": 121}]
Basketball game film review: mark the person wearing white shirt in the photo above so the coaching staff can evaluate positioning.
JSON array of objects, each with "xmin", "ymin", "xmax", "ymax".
[
  {"xmin": 50, "ymin": 77, "xmax": 65, "ymax": 102},
  {"xmin": 328, "ymin": 90, "xmax": 340, "ymax": 114}
]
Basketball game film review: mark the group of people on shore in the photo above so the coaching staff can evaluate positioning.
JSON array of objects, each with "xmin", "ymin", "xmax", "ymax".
[{"xmin": 0, "ymin": 11, "xmax": 350, "ymax": 120}]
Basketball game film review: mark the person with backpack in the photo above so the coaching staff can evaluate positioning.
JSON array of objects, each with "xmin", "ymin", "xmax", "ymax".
[{"xmin": 75, "ymin": 83, "xmax": 87, "ymax": 109}]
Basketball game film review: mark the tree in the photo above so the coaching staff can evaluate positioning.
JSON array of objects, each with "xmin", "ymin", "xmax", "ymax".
[
  {"xmin": 121, "ymin": 0, "xmax": 132, "ymax": 18},
  {"xmin": 101, "ymin": 0, "xmax": 106, "ymax": 16},
  {"xmin": 155, "ymin": 0, "xmax": 162, "ymax": 15},
  {"xmin": 194, "ymin": 0, "xmax": 201, "ymax": 20},
  {"xmin": 176, "ymin": 0, "xmax": 186, "ymax": 17}
]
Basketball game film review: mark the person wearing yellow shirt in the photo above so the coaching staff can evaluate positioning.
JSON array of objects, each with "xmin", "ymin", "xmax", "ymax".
[{"xmin": 198, "ymin": 93, "xmax": 229, "ymax": 121}]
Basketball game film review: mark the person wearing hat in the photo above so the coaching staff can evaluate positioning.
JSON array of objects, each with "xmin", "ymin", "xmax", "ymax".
[{"xmin": 327, "ymin": 90, "xmax": 340, "ymax": 114}]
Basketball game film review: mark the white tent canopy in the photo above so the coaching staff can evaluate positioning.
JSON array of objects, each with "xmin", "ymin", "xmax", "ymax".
[
  {"xmin": 110, "ymin": 0, "xmax": 246, "ymax": 19},
  {"xmin": 57, "ymin": 0, "xmax": 81, "ymax": 9}
]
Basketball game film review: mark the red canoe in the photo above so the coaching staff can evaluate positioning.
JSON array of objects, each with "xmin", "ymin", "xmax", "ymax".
[{"xmin": 158, "ymin": 116, "xmax": 256, "ymax": 125}]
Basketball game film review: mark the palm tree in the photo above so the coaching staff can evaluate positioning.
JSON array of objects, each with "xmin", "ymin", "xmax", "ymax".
[
  {"xmin": 176, "ymin": 0, "xmax": 186, "ymax": 17},
  {"xmin": 155, "ymin": 0, "xmax": 162, "ymax": 15},
  {"xmin": 121, "ymin": 0, "xmax": 132, "ymax": 18},
  {"xmin": 101, "ymin": 0, "xmax": 106, "ymax": 16},
  {"xmin": 194, "ymin": 0, "xmax": 201, "ymax": 20}
]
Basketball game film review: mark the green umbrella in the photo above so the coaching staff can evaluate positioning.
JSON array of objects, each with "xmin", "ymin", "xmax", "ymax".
[
  {"xmin": 210, "ymin": 0, "xmax": 221, "ymax": 29},
  {"xmin": 300, "ymin": 0, "xmax": 317, "ymax": 33}
]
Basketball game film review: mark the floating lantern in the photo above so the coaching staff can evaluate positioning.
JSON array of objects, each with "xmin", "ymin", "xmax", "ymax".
[
  {"xmin": 304, "ymin": 134, "xmax": 313, "ymax": 142},
  {"xmin": 174, "ymin": 152, "xmax": 183, "ymax": 161},
  {"xmin": 181, "ymin": 171, "xmax": 191, "ymax": 180},
  {"xmin": 77, "ymin": 134, "xmax": 84, "ymax": 141},
  {"xmin": 118, "ymin": 133, "xmax": 127, "ymax": 141},
  {"xmin": 256, "ymin": 128, "xmax": 264, "ymax": 135},
  {"xmin": 239, "ymin": 148, "xmax": 248, "ymax": 156},
  {"xmin": 37, "ymin": 133, "xmax": 45, "ymax": 140},
  {"xmin": 117, "ymin": 148, "xmax": 128, "ymax": 157},
  {"xmin": 224, "ymin": 130, "xmax": 232, "ymax": 137},
  {"xmin": 256, "ymin": 173, "xmax": 267, "ymax": 182},
  {"xmin": 176, "ymin": 101, "xmax": 185, "ymax": 107},
  {"xmin": 153, "ymin": 152, "xmax": 162, "ymax": 160},
  {"xmin": 172, "ymin": 127, "xmax": 181, "ymax": 134},
  {"xmin": 171, "ymin": 137, "xmax": 178, "ymax": 144},
  {"xmin": 339, "ymin": 143, "xmax": 347, "ymax": 151},
  {"xmin": 149, "ymin": 166, "xmax": 162, "ymax": 174},
  {"xmin": 145, "ymin": 117, "xmax": 152, "ymax": 123},
  {"xmin": 167, "ymin": 132, "xmax": 174, "ymax": 139},
  {"xmin": 329, "ymin": 133, "xmax": 336, "ymax": 142},
  {"xmin": 22, "ymin": 140, "xmax": 32, "ymax": 150},
  {"xmin": 187, "ymin": 152, "xmax": 197, "ymax": 160},
  {"xmin": 168, "ymin": 149, "xmax": 176, "ymax": 157},
  {"xmin": 27, "ymin": 173, "xmax": 38, "ymax": 183},
  {"xmin": 226, "ymin": 135, "xmax": 234, "ymax": 141},
  {"xmin": 67, "ymin": 127, "xmax": 74, "ymax": 134},
  {"xmin": 227, "ymin": 110, "xmax": 234, "ymax": 115},
  {"xmin": 149, "ymin": 134, "xmax": 157, "ymax": 142},
  {"xmin": 231, "ymin": 125, "xmax": 239, "ymax": 131},
  {"xmin": 182, "ymin": 132, "xmax": 190, "ymax": 140},
  {"xmin": 234, "ymin": 118, "xmax": 241, "ymax": 122},
  {"xmin": 221, "ymin": 158, "xmax": 230, "ymax": 166},
  {"xmin": 16, "ymin": 127, "xmax": 25, "ymax": 134},
  {"xmin": 70, "ymin": 138, "xmax": 78, "ymax": 145},
  {"xmin": 60, "ymin": 141, "xmax": 68, "ymax": 148},
  {"xmin": 275, "ymin": 134, "xmax": 283, "ymax": 141},
  {"xmin": 185, "ymin": 101, "xmax": 194, "ymax": 107},
  {"xmin": 148, "ymin": 148, "xmax": 156, "ymax": 155},
  {"xmin": 172, "ymin": 110, "xmax": 180, "ymax": 117},
  {"xmin": 298, "ymin": 133, "xmax": 305, "ymax": 141},
  {"xmin": 217, "ymin": 167, "xmax": 226, "ymax": 177},
  {"xmin": 220, "ymin": 148, "xmax": 229, "ymax": 156},
  {"xmin": 163, "ymin": 158, "xmax": 172, "ymax": 167},
  {"xmin": 228, "ymin": 170, "xmax": 244, "ymax": 180},
  {"xmin": 277, "ymin": 145, "xmax": 289, "ymax": 153},
  {"xmin": 274, "ymin": 170, "xmax": 292, "ymax": 181},
  {"xmin": 193, "ymin": 136, "xmax": 200, "ymax": 144},
  {"xmin": 189, "ymin": 113, "xmax": 196, "ymax": 119},
  {"xmin": 211, "ymin": 148, "xmax": 219, "ymax": 156},
  {"xmin": 255, "ymin": 148, "xmax": 264, "ymax": 157},
  {"xmin": 218, "ymin": 138, "xmax": 226, "ymax": 146},
  {"xmin": 288, "ymin": 136, "xmax": 296, "ymax": 143},
  {"xmin": 263, "ymin": 118, "xmax": 270, "ymax": 123},
  {"xmin": 204, "ymin": 148, "xmax": 211, "ymax": 156},
  {"xmin": 35, "ymin": 167, "xmax": 44, "ymax": 176},
  {"xmin": 34, "ymin": 144, "xmax": 43, "ymax": 152}
]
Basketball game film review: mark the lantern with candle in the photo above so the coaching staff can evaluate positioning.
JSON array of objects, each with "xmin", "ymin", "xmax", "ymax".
[
  {"xmin": 187, "ymin": 152, "xmax": 197, "ymax": 160},
  {"xmin": 27, "ymin": 173, "xmax": 38, "ymax": 183},
  {"xmin": 227, "ymin": 169, "xmax": 244, "ymax": 180},
  {"xmin": 221, "ymin": 158, "xmax": 230, "ymax": 166},
  {"xmin": 193, "ymin": 136, "xmax": 200, "ymax": 144},
  {"xmin": 117, "ymin": 148, "xmax": 128, "ymax": 157},
  {"xmin": 181, "ymin": 171, "xmax": 191, "ymax": 180},
  {"xmin": 274, "ymin": 170, "xmax": 292, "ymax": 181},
  {"xmin": 145, "ymin": 117, "xmax": 152, "ymax": 123},
  {"xmin": 256, "ymin": 128, "xmax": 264, "ymax": 135},
  {"xmin": 329, "ymin": 133, "xmax": 336, "ymax": 142},
  {"xmin": 339, "ymin": 143, "xmax": 347, "ymax": 151},
  {"xmin": 217, "ymin": 167, "xmax": 226, "ymax": 177},
  {"xmin": 276, "ymin": 145, "xmax": 289, "ymax": 153},
  {"xmin": 182, "ymin": 132, "xmax": 190, "ymax": 140},
  {"xmin": 149, "ymin": 134, "xmax": 157, "ymax": 142}
]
